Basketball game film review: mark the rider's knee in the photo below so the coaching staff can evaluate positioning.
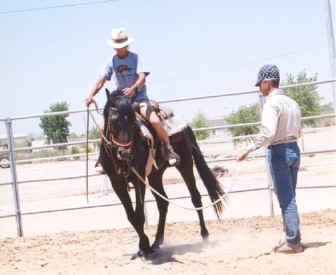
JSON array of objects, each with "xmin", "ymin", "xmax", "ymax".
[{"xmin": 149, "ymin": 112, "xmax": 160, "ymax": 124}]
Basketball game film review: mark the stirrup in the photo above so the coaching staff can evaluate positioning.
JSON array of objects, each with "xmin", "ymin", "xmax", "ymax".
[
  {"xmin": 168, "ymin": 157, "xmax": 178, "ymax": 166},
  {"xmin": 166, "ymin": 144, "xmax": 180, "ymax": 166}
]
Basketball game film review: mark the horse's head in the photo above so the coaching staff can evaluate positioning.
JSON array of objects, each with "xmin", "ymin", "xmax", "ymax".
[{"xmin": 103, "ymin": 89, "xmax": 138, "ymax": 173}]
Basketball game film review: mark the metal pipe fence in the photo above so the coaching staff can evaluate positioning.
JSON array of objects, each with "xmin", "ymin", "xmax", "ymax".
[
  {"xmin": 15, "ymin": 152, "xmax": 98, "ymax": 164},
  {"xmin": 1, "ymin": 79, "xmax": 336, "ymax": 237},
  {"xmin": 1, "ymin": 146, "xmax": 334, "ymax": 188},
  {"xmin": 1, "ymin": 183, "xmax": 336, "ymax": 220},
  {"xmin": 1, "ymin": 113, "xmax": 334, "ymax": 154}
]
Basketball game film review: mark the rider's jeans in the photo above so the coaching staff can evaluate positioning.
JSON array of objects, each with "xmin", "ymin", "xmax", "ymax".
[{"xmin": 267, "ymin": 142, "xmax": 301, "ymax": 245}]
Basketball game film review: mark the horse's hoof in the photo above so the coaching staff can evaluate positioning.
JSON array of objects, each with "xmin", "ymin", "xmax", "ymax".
[
  {"xmin": 131, "ymin": 249, "xmax": 158, "ymax": 261},
  {"xmin": 202, "ymin": 233, "xmax": 210, "ymax": 242},
  {"xmin": 131, "ymin": 250, "xmax": 145, "ymax": 261}
]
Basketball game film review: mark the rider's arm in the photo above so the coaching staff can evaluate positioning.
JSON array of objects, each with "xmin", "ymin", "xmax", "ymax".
[
  {"xmin": 123, "ymin": 72, "xmax": 146, "ymax": 97},
  {"xmin": 133, "ymin": 72, "xmax": 146, "ymax": 91},
  {"xmin": 86, "ymin": 76, "xmax": 106, "ymax": 106},
  {"xmin": 132, "ymin": 56, "xmax": 146, "ymax": 91}
]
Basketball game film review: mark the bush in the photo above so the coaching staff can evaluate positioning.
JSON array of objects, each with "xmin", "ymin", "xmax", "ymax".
[
  {"xmin": 225, "ymin": 103, "xmax": 260, "ymax": 142},
  {"xmin": 191, "ymin": 112, "xmax": 211, "ymax": 140},
  {"xmin": 71, "ymin": 146, "xmax": 80, "ymax": 155}
]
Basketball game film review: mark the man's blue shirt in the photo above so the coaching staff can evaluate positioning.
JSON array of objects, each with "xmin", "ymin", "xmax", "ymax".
[{"xmin": 103, "ymin": 51, "xmax": 148, "ymax": 102}]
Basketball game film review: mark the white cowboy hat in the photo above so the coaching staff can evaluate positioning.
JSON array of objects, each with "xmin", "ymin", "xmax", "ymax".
[{"xmin": 107, "ymin": 28, "xmax": 134, "ymax": 49}]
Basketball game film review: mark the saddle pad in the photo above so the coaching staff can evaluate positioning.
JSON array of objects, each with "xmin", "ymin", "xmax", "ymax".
[{"xmin": 162, "ymin": 117, "xmax": 188, "ymax": 136}]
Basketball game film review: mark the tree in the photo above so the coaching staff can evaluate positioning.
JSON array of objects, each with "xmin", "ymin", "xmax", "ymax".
[
  {"xmin": 283, "ymin": 71, "xmax": 322, "ymax": 126},
  {"xmin": 191, "ymin": 112, "xmax": 210, "ymax": 140},
  {"xmin": 225, "ymin": 103, "xmax": 260, "ymax": 138},
  {"xmin": 39, "ymin": 102, "xmax": 71, "ymax": 145}
]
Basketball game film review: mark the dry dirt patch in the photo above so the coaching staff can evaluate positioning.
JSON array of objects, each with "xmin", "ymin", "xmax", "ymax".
[{"xmin": 1, "ymin": 209, "xmax": 335, "ymax": 275}]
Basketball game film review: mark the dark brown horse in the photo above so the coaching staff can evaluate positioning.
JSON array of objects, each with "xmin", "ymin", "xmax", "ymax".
[{"xmin": 99, "ymin": 89, "xmax": 226, "ymax": 259}]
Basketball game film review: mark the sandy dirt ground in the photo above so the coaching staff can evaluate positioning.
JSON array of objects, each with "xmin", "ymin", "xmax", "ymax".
[{"xmin": 1, "ymin": 209, "xmax": 335, "ymax": 275}]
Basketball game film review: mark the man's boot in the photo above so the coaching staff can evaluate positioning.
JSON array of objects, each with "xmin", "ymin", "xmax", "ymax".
[{"xmin": 162, "ymin": 143, "xmax": 180, "ymax": 166}]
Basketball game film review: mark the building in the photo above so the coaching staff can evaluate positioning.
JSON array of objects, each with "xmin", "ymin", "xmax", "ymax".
[{"xmin": 206, "ymin": 116, "xmax": 231, "ymax": 139}]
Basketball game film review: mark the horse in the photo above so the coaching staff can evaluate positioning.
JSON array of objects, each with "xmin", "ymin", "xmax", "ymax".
[{"xmin": 99, "ymin": 89, "xmax": 226, "ymax": 259}]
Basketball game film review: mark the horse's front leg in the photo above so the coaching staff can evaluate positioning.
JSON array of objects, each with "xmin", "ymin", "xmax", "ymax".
[
  {"xmin": 148, "ymin": 169, "xmax": 168, "ymax": 250},
  {"xmin": 133, "ymin": 179, "xmax": 153, "ymax": 258},
  {"xmin": 111, "ymin": 179, "xmax": 151, "ymax": 258}
]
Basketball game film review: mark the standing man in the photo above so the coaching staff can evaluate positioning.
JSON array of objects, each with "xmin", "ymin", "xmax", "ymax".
[
  {"xmin": 236, "ymin": 64, "xmax": 304, "ymax": 253},
  {"xmin": 86, "ymin": 28, "xmax": 180, "ymax": 166}
]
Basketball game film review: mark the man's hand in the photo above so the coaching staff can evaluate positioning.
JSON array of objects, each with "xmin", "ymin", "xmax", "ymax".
[
  {"xmin": 86, "ymin": 76, "xmax": 106, "ymax": 106},
  {"xmin": 85, "ymin": 96, "xmax": 93, "ymax": 107},
  {"xmin": 123, "ymin": 86, "xmax": 136, "ymax": 98},
  {"xmin": 236, "ymin": 150, "xmax": 249, "ymax": 162}
]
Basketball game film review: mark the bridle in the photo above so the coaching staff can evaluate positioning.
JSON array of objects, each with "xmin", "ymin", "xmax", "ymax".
[
  {"xmin": 102, "ymin": 97, "xmax": 140, "ymax": 178},
  {"xmin": 110, "ymin": 135, "xmax": 134, "ymax": 147},
  {"xmin": 104, "ymin": 105, "xmax": 135, "ymax": 149},
  {"xmin": 88, "ymin": 99, "xmax": 135, "ymax": 164}
]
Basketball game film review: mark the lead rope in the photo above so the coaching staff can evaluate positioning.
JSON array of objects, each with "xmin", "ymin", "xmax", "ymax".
[{"xmin": 130, "ymin": 166, "xmax": 229, "ymax": 212}]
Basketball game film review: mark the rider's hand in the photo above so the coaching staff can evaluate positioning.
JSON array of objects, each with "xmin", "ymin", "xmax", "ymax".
[
  {"xmin": 85, "ymin": 96, "xmax": 93, "ymax": 107},
  {"xmin": 123, "ymin": 87, "xmax": 135, "ymax": 98},
  {"xmin": 236, "ymin": 150, "xmax": 249, "ymax": 162}
]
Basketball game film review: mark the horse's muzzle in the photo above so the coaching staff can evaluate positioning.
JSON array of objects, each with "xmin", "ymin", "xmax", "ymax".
[{"xmin": 117, "ymin": 147, "xmax": 133, "ymax": 163}]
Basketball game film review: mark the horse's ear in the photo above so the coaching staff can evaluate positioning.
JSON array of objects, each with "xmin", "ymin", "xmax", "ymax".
[{"xmin": 105, "ymin": 88, "xmax": 110, "ymax": 101}]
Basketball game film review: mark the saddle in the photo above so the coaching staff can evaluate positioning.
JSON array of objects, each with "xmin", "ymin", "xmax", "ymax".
[
  {"xmin": 133, "ymin": 100, "xmax": 187, "ymax": 137},
  {"xmin": 133, "ymin": 100, "xmax": 187, "ymax": 176}
]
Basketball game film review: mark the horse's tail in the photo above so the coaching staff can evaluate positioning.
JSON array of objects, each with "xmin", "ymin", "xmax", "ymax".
[{"xmin": 185, "ymin": 126, "xmax": 228, "ymax": 219}]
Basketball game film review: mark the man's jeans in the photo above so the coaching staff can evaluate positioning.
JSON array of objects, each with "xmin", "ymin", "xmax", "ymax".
[{"xmin": 268, "ymin": 142, "xmax": 301, "ymax": 245}]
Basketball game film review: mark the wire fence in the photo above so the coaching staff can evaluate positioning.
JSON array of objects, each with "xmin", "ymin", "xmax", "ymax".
[{"xmin": 1, "ymin": 79, "xmax": 336, "ymax": 237}]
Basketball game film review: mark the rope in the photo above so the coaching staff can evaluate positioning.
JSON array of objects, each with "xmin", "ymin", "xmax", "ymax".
[{"xmin": 130, "ymin": 167, "xmax": 229, "ymax": 212}]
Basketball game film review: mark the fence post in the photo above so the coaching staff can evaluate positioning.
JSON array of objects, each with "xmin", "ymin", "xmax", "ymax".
[
  {"xmin": 258, "ymin": 94, "xmax": 275, "ymax": 217},
  {"xmin": 5, "ymin": 118, "xmax": 23, "ymax": 237},
  {"xmin": 300, "ymin": 134, "xmax": 305, "ymax": 153}
]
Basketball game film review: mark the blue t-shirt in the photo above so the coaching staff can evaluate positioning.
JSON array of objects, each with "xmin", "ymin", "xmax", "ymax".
[{"xmin": 103, "ymin": 52, "xmax": 148, "ymax": 102}]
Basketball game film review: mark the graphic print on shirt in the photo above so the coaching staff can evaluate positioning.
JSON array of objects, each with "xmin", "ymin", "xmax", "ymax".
[
  {"xmin": 117, "ymin": 65, "xmax": 131, "ymax": 73},
  {"xmin": 115, "ymin": 63, "xmax": 136, "ymax": 88}
]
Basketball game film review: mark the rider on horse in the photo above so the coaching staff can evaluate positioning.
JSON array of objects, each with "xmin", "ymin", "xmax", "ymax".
[{"xmin": 86, "ymin": 28, "xmax": 180, "ymax": 166}]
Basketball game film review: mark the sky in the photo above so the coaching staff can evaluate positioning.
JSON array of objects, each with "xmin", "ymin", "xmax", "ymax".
[{"xmin": 1, "ymin": 0, "xmax": 335, "ymax": 137}]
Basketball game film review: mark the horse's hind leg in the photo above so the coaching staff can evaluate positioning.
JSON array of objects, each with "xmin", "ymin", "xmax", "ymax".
[
  {"xmin": 148, "ymin": 168, "xmax": 168, "ymax": 249},
  {"xmin": 176, "ymin": 161, "xmax": 209, "ymax": 240}
]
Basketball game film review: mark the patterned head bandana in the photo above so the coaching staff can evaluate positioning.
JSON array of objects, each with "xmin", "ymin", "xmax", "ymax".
[{"xmin": 255, "ymin": 64, "xmax": 280, "ymax": 86}]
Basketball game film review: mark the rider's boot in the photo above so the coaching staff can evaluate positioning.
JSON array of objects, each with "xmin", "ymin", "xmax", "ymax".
[{"xmin": 163, "ymin": 143, "xmax": 180, "ymax": 166}]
